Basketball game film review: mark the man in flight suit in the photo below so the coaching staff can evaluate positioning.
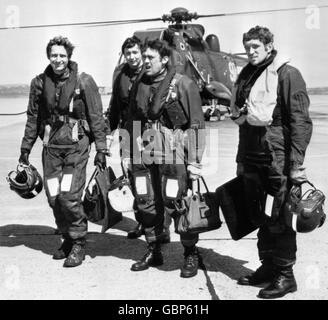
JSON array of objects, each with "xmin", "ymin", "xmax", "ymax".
[
  {"xmin": 106, "ymin": 36, "xmax": 143, "ymax": 135},
  {"xmin": 19, "ymin": 36, "xmax": 107, "ymax": 267},
  {"xmin": 106, "ymin": 36, "xmax": 170, "ymax": 243},
  {"xmin": 231, "ymin": 26, "xmax": 312, "ymax": 298},
  {"xmin": 106, "ymin": 36, "xmax": 145, "ymax": 240},
  {"xmin": 122, "ymin": 39, "xmax": 205, "ymax": 278}
]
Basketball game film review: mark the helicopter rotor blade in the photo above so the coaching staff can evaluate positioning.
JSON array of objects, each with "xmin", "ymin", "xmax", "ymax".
[
  {"xmin": 85, "ymin": 18, "xmax": 163, "ymax": 28},
  {"xmin": 1, "ymin": 5, "xmax": 327, "ymax": 31},
  {"xmin": 196, "ymin": 5, "xmax": 328, "ymax": 19},
  {"xmin": 0, "ymin": 17, "xmax": 162, "ymax": 31}
]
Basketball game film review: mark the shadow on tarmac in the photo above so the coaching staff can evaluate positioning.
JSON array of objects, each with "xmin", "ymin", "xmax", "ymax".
[
  {"xmin": 0, "ymin": 224, "xmax": 62, "ymax": 256},
  {"xmin": 199, "ymin": 247, "xmax": 253, "ymax": 281},
  {"xmin": 0, "ymin": 224, "xmax": 253, "ymax": 280}
]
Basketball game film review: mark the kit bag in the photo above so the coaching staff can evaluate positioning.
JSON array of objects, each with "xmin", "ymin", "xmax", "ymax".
[
  {"xmin": 83, "ymin": 165, "xmax": 122, "ymax": 232},
  {"xmin": 215, "ymin": 176, "xmax": 258, "ymax": 240},
  {"xmin": 173, "ymin": 176, "xmax": 222, "ymax": 234}
]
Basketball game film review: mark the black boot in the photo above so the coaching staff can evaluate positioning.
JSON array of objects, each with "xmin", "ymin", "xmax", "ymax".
[
  {"xmin": 258, "ymin": 266, "xmax": 297, "ymax": 299},
  {"xmin": 131, "ymin": 242, "xmax": 163, "ymax": 271},
  {"xmin": 180, "ymin": 246, "xmax": 199, "ymax": 278},
  {"xmin": 238, "ymin": 261, "xmax": 276, "ymax": 286},
  {"xmin": 127, "ymin": 223, "xmax": 144, "ymax": 239},
  {"xmin": 63, "ymin": 238, "xmax": 86, "ymax": 268},
  {"xmin": 53, "ymin": 237, "xmax": 73, "ymax": 260}
]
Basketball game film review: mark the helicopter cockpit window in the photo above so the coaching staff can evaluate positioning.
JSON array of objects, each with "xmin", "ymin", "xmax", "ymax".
[{"xmin": 182, "ymin": 25, "xmax": 206, "ymax": 51}]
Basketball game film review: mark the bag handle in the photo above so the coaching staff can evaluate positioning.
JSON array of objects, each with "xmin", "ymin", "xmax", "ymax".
[
  {"xmin": 291, "ymin": 180, "xmax": 319, "ymax": 202},
  {"xmin": 200, "ymin": 176, "xmax": 210, "ymax": 194},
  {"xmin": 191, "ymin": 176, "xmax": 210, "ymax": 195},
  {"xmin": 86, "ymin": 166, "xmax": 100, "ymax": 189},
  {"xmin": 294, "ymin": 180, "xmax": 315, "ymax": 189}
]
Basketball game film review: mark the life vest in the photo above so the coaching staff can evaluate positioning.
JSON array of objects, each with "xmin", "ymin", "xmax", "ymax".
[
  {"xmin": 130, "ymin": 67, "xmax": 188, "ymax": 130},
  {"xmin": 38, "ymin": 62, "xmax": 91, "ymax": 147}
]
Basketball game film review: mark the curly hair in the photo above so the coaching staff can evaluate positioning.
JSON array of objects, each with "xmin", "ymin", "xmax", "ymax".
[
  {"xmin": 243, "ymin": 26, "xmax": 274, "ymax": 45},
  {"xmin": 142, "ymin": 39, "xmax": 171, "ymax": 58},
  {"xmin": 46, "ymin": 36, "xmax": 75, "ymax": 59},
  {"xmin": 121, "ymin": 35, "xmax": 142, "ymax": 54}
]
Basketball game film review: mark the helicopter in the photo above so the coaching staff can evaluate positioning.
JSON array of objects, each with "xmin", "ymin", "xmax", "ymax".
[
  {"xmin": 108, "ymin": 5, "xmax": 327, "ymax": 121},
  {"xmin": 119, "ymin": 7, "xmax": 249, "ymax": 121}
]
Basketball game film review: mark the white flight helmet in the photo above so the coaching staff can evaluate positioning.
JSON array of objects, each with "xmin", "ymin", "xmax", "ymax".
[{"xmin": 107, "ymin": 175, "xmax": 134, "ymax": 213}]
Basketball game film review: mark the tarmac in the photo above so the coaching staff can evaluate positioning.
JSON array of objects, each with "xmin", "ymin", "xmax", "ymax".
[{"xmin": 0, "ymin": 95, "xmax": 328, "ymax": 302}]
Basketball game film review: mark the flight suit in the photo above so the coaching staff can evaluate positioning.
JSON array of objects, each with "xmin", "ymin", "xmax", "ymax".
[
  {"xmin": 106, "ymin": 63, "xmax": 141, "ymax": 132},
  {"xmin": 234, "ymin": 57, "xmax": 313, "ymax": 267},
  {"xmin": 124, "ymin": 68, "xmax": 205, "ymax": 246},
  {"xmin": 21, "ymin": 61, "xmax": 106, "ymax": 240}
]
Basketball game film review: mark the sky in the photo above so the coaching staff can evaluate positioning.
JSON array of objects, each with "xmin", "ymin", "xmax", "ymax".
[{"xmin": 0, "ymin": 0, "xmax": 327, "ymax": 88}]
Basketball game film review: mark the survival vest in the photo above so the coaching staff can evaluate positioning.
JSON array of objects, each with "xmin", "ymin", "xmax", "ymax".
[
  {"xmin": 38, "ymin": 63, "xmax": 92, "ymax": 147},
  {"xmin": 130, "ymin": 68, "xmax": 188, "ymax": 130}
]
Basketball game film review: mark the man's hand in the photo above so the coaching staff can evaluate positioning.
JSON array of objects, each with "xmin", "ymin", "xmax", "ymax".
[
  {"xmin": 290, "ymin": 165, "xmax": 307, "ymax": 185},
  {"xmin": 94, "ymin": 150, "xmax": 107, "ymax": 169},
  {"xmin": 19, "ymin": 150, "xmax": 30, "ymax": 166},
  {"xmin": 187, "ymin": 162, "xmax": 202, "ymax": 180}
]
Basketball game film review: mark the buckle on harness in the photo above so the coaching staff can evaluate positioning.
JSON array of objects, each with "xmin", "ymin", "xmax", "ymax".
[
  {"xmin": 145, "ymin": 120, "xmax": 161, "ymax": 131},
  {"xmin": 50, "ymin": 115, "xmax": 69, "ymax": 123}
]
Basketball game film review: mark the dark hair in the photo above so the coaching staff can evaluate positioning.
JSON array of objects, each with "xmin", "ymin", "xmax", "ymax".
[
  {"xmin": 243, "ymin": 26, "xmax": 274, "ymax": 45},
  {"xmin": 121, "ymin": 36, "xmax": 142, "ymax": 54},
  {"xmin": 46, "ymin": 36, "xmax": 75, "ymax": 59},
  {"xmin": 142, "ymin": 39, "xmax": 171, "ymax": 58}
]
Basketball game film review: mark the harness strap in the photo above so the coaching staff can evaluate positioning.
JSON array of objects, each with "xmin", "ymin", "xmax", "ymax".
[
  {"xmin": 43, "ymin": 124, "xmax": 51, "ymax": 146},
  {"xmin": 165, "ymin": 73, "xmax": 183, "ymax": 103},
  {"xmin": 42, "ymin": 117, "xmax": 90, "ymax": 147}
]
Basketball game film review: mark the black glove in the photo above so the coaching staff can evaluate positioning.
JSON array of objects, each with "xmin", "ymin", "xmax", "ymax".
[
  {"xmin": 94, "ymin": 150, "xmax": 107, "ymax": 169},
  {"xmin": 19, "ymin": 149, "xmax": 30, "ymax": 165}
]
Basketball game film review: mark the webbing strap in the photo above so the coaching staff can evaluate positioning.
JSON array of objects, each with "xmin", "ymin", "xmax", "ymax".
[{"xmin": 165, "ymin": 73, "xmax": 183, "ymax": 103}]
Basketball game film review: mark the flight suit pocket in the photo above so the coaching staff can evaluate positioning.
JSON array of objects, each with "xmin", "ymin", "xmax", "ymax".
[
  {"xmin": 50, "ymin": 123, "xmax": 77, "ymax": 145},
  {"xmin": 133, "ymin": 171, "xmax": 154, "ymax": 204},
  {"xmin": 164, "ymin": 100, "xmax": 188, "ymax": 129},
  {"xmin": 163, "ymin": 176, "xmax": 180, "ymax": 200}
]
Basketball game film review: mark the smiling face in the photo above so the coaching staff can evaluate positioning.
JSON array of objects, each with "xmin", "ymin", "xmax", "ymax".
[
  {"xmin": 243, "ymin": 39, "xmax": 273, "ymax": 66},
  {"xmin": 49, "ymin": 45, "xmax": 69, "ymax": 75},
  {"xmin": 142, "ymin": 48, "xmax": 169, "ymax": 77},
  {"xmin": 124, "ymin": 44, "xmax": 142, "ymax": 70}
]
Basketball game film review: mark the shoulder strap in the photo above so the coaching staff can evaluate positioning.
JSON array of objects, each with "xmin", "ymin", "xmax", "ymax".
[
  {"xmin": 38, "ymin": 73, "xmax": 45, "ymax": 93},
  {"xmin": 147, "ymin": 67, "xmax": 176, "ymax": 120},
  {"xmin": 165, "ymin": 73, "xmax": 183, "ymax": 102},
  {"xmin": 128, "ymin": 67, "xmax": 146, "ymax": 114},
  {"xmin": 69, "ymin": 72, "xmax": 81, "ymax": 114},
  {"xmin": 113, "ymin": 63, "xmax": 126, "ymax": 82}
]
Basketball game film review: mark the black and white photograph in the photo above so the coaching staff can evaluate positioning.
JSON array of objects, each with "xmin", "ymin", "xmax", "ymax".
[{"xmin": 0, "ymin": 0, "xmax": 327, "ymax": 306}]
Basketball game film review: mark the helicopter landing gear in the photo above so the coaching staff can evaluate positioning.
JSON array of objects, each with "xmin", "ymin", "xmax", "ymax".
[{"xmin": 203, "ymin": 99, "xmax": 225, "ymax": 121}]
